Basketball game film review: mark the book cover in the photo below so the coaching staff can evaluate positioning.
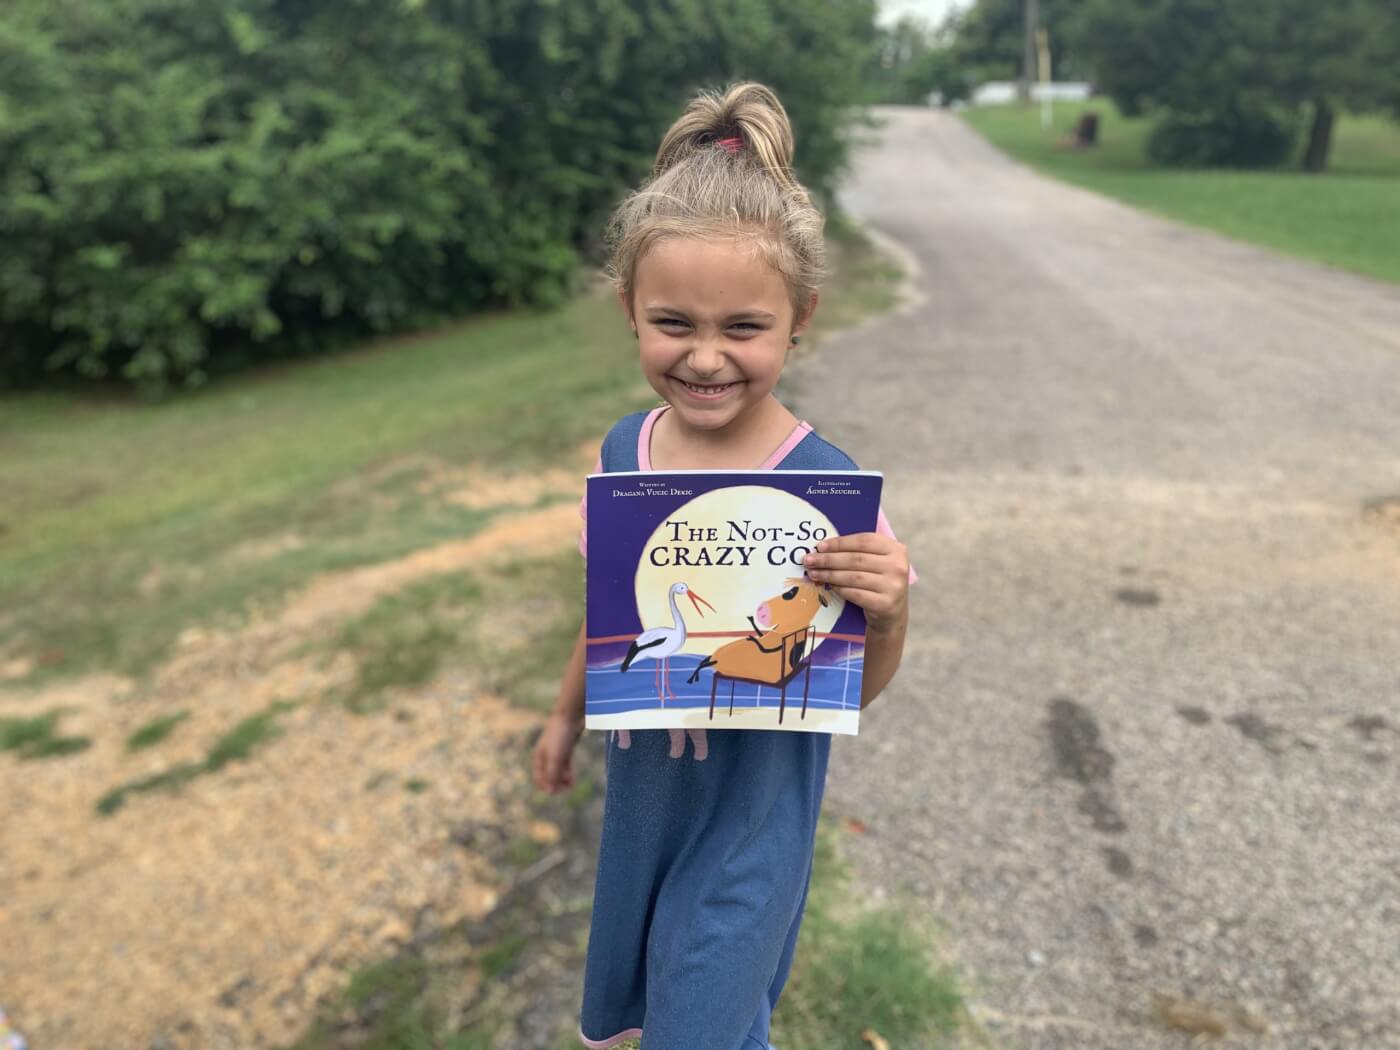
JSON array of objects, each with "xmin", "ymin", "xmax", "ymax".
[{"xmin": 585, "ymin": 470, "xmax": 883, "ymax": 736}]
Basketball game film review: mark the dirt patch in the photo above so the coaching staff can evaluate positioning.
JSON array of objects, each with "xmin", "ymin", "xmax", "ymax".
[
  {"xmin": 325, "ymin": 452, "xmax": 447, "ymax": 510},
  {"xmin": 0, "ymin": 671, "xmax": 134, "ymax": 722},
  {"xmin": 0, "ymin": 475, "xmax": 587, "ymax": 1048},
  {"xmin": 0, "ymin": 656, "xmax": 33, "ymax": 680},
  {"xmin": 444, "ymin": 466, "xmax": 587, "ymax": 512},
  {"xmin": 1363, "ymin": 496, "xmax": 1400, "ymax": 531},
  {"xmin": 435, "ymin": 438, "xmax": 602, "ymax": 512},
  {"xmin": 3, "ymin": 684, "xmax": 535, "ymax": 1049},
  {"xmin": 148, "ymin": 501, "xmax": 582, "ymax": 702},
  {"xmin": 328, "ymin": 441, "xmax": 603, "ymax": 516},
  {"xmin": 224, "ymin": 530, "xmax": 309, "ymax": 564},
  {"xmin": 268, "ymin": 502, "xmax": 578, "ymax": 632},
  {"xmin": 137, "ymin": 560, "xmax": 206, "ymax": 597}
]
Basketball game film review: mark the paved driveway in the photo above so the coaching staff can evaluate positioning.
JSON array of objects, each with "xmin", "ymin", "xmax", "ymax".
[{"xmin": 793, "ymin": 107, "xmax": 1400, "ymax": 1049}]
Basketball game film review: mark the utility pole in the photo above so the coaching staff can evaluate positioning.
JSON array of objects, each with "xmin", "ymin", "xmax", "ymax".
[
  {"xmin": 1037, "ymin": 27, "xmax": 1052, "ymax": 128},
  {"xmin": 1020, "ymin": 0, "xmax": 1039, "ymax": 104}
]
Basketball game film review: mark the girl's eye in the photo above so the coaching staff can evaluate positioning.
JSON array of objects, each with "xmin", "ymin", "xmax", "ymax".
[{"xmin": 650, "ymin": 318, "xmax": 762, "ymax": 334}]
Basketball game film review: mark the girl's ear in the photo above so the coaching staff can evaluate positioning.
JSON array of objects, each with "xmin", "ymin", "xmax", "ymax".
[{"xmin": 791, "ymin": 291, "xmax": 819, "ymax": 338}]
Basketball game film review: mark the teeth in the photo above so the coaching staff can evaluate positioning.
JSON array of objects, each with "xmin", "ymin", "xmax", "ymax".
[{"xmin": 683, "ymin": 381, "xmax": 731, "ymax": 393}]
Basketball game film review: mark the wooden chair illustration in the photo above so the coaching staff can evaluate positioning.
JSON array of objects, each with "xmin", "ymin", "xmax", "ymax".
[{"xmin": 707, "ymin": 625, "xmax": 818, "ymax": 725}]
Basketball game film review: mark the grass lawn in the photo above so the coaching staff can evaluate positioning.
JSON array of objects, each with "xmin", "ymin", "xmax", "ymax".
[
  {"xmin": 770, "ymin": 823, "xmax": 965, "ymax": 1048},
  {"xmin": 0, "ymin": 226, "xmax": 898, "ymax": 689},
  {"xmin": 962, "ymin": 103, "xmax": 1400, "ymax": 284},
  {"xmin": 0, "ymin": 287, "xmax": 642, "ymax": 683}
]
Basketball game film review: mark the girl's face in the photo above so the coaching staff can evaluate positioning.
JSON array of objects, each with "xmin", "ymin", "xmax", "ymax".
[{"xmin": 626, "ymin": 236, "xmax": 814, "ymax": 434}]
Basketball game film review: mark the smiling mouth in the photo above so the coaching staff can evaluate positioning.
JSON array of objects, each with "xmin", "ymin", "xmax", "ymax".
[{"xmin": 673, "ymin": 377, "xmax": 740, "ymax": 396}]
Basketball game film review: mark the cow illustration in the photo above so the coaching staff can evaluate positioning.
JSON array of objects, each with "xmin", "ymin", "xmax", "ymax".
[{"xmin": 686, "ymin": 577, "xmax": 836, "ymax": 723}]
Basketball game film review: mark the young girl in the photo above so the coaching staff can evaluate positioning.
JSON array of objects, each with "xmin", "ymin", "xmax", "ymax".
[{"xmin": 532, "ymin": 82, "xmax": 913, "ymax": 1050}]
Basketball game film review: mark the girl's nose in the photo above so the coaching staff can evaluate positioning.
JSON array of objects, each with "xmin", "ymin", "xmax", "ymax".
[{"xmin": 686, "ymin": 334, "xmax": 725, "ymax": 377}]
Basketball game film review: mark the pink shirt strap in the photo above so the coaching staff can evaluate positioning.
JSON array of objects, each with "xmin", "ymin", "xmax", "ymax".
[
  {"xmin": 639, "ymin": 405, "xmax": 812, "ymax": 472},
  {"xmin": 876, "ymin": 506, "xmax": 918, "ymax": 585},
  {"xmin": 578, "ymin": 453, "xmax": 602, "ymax": 558}
]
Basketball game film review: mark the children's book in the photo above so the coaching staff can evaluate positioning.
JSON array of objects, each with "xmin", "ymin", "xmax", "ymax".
[{"xmin": 585, "ymin": 470, "xmax": 883, "ymax": 736}]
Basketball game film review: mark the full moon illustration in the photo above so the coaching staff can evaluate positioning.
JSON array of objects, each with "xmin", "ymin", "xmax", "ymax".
[{"xmin": 634, "ymin": 485, "xmax": 844, "ymax": 657}]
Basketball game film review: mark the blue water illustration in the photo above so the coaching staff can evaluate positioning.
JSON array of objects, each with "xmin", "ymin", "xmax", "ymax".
[{"xmin": 586, "ymin": 644, "xmax": 864, "ymax": 717}]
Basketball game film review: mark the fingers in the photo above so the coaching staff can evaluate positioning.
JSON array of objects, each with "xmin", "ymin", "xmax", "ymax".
[
  {"xmin": 804, "ymin": 569, "xmax": 886, "ymax": 590},
  {"xmin": 813, "ymin": 532, "xmax": 896, "ymax": 555},
  {"xmin": 805, "ymin": 534, "xmax": 906, "ymax": 575},
  {"xmin": 543, "ymin": 766, "xmax": 570, "ymax": 793},
  {"xmin": 807, "ymin": 539, "xmax": 909, "ymax": 622},
  {"xmin": 825, "ymin": 584, "xmax": 887, "ymax": 606},
  {"xmin": 812, "ymin": 534, "xmax": 907, "ymax": 568},
  {"xmin": 549, "ymin": 754, "xmax": 572, "ymax": 794},
  {"xmin": 531, "ymin": 741, "xmax": 548, "ymax": 791},
  {"xmin": 806, "ymin": 552, "xmax": 886, "ymax": 575},
  {"xmin": 532, "ymin": 739, "xmax": 571, "ymax": 794}
]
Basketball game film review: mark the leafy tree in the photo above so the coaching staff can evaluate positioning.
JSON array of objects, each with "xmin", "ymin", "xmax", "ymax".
[
  {"xmin": 947, "ymin": 0, "xmax": 1087, "ymax": 87},
  {"xmin": 868, "ymin": 16, "xmax": 929, "ymax": 103},
  {"xmin": 1070, "ymin": 0, "xmax": 1400, "ymax": 171},
  {"xmin": 867, "ymin": 16, "xmax": 970, "ymax": 105},
  {"xmin": 0, "ymin": 0, "xmax": 880, "ymax": 392},
  {"xmin": 902, "ymin": 44, "xmax": 973, "ymax": 106}
]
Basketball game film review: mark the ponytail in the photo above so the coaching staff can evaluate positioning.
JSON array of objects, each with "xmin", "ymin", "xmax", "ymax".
[
  {"xmin": 608, "ymin": 82, "xmax": 825, "ymax": 316},
  {"xmin": 652, "ymin": 83, "xmax": 804, "ymax": 201}
]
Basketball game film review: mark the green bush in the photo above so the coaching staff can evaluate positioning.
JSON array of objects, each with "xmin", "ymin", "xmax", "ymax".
[
  {"xmin": 1146, "ymin": 103, "xmax": 1299, "ymax": 168},
  {"xmin": 0, "ymin": 0, "xmax": 878, "ymax": 392}
]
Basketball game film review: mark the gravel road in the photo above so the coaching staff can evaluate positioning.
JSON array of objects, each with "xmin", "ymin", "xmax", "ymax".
[{"xmin": 791, "ymin": 107, "xmax": 1400, "ymax": 1050}]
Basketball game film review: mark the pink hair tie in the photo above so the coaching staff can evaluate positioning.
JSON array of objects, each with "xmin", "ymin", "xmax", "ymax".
[{"xmin": 714, "ymin": 136, "xmax": 744, "ymax": 155}]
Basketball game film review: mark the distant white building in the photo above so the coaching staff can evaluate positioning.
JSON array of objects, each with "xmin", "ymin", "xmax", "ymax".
[{"xmin": 971, "ymin": 81, "xmax": 1092, "ymax": 105}]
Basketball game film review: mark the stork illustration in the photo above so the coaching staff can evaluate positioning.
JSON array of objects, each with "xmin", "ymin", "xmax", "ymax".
[{"xmin": 620, "ymin": 582, "xmax": 715, "ymax": 705}]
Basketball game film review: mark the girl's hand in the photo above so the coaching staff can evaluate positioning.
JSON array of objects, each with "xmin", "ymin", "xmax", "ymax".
[
  {"xmin": 532, "ymin": 711, "xmax": 585, "ymax": 794},
  {"xmin": 803, "ymin": 533, "xmax": 910, "ymax": 634}
]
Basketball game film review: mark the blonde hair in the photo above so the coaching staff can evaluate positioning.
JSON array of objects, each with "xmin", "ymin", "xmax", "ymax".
[{"xmin": 607, "ymin": 82, "xmax": 826, "ymax": 320}]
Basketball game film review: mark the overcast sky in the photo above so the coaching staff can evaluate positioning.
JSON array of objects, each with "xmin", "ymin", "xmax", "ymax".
[{"xmin": 877, "ymin": 0, "xmax": 968, "ymax": 28}]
